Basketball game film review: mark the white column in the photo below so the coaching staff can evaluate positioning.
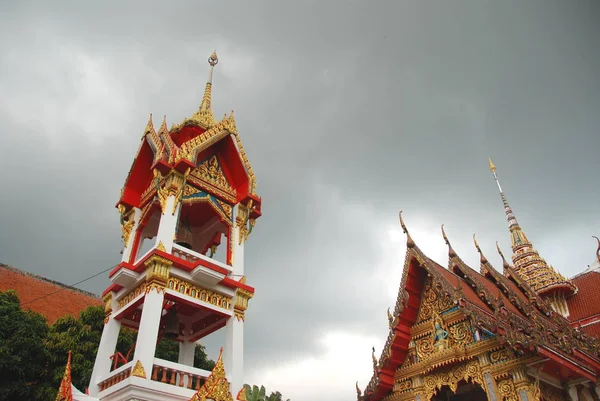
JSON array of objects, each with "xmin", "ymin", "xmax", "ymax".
[
  {"xmin": 178, "ymin": 340, "xmax": 196, "ymax": 366},
  {"xmin": 155, "ymin": 195, "xmax": 181, "ymax": 253},
  {"xmin": 121, "ymin": 208, "xmax": 142, "ymax": 263},
  {"xmin": 224, "ymin": 316, "xmax": 244, "ymax": 395},
  {"xmin": 132, "ymin": 288, "xmax": 165, "ymax": 379},
  {"xmin": 568, "ymin": 385, "xmax": 580, "ymax": 401},
  {"xmin": 89, "ymin": 297, "xmax": 121, "ymax": 396},
  {"xmin": 232, "ymin": 204, "xmax": 245, "ymax": 276}
]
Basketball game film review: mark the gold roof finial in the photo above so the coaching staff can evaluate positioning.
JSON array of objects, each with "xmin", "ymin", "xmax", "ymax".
[
  {"xmin": 441, "ymin": 224, "xmax": 457, "ymax": 258},
  {"xmin": 488, "ymin": 157, "xmax": 496, "ymax": 173},
  {"xmin": 473, "ymin": 234, "xmax": 488, "ymax": 264},
  {"xmin": 189, "ymin": 51, "xmax": 219, "ymax": 129},
  {"xmin": 398, "ymin": 210, "xmax": 415, "ymax": 248}
]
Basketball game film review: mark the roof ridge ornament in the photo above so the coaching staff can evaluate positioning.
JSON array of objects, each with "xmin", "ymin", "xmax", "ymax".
[
  {"xmin": 398, "ymin": 210, "xmax": 415, "ymax": 248},
  {"xmin": 473, "ymin": 234, "xmax": 488, "ymax": 264},
  {"xmin": 495, "ymin": 242, "xmax": 511, "ymax": 271},
  {"xmin": 441, "ymin": 224, "xmax": 457, "ymax": 258},
  {"xmin": 594, "ymin": 236, "xmax": 600, "ymax": 263}
]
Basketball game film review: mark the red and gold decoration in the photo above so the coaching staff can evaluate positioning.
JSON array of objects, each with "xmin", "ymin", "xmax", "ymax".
[
  {"xmin": 55, "ymin": 350, "xmax": 73, "ymax": 401},
  {"xmin": 359, "ymin": 210, "xmax": 600, "ymax": 401}
]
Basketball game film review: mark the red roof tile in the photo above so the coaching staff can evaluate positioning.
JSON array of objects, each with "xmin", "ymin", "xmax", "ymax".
[
  {"xmin": 568, "ymin": 271, "xmax": 600, "ymax": 324},
  {"xmin": 0, "ymin": 265, "xmax": 103, "ymax": 324}
]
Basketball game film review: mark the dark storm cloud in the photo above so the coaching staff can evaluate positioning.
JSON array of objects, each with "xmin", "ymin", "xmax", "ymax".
[{"xmin": 1, "ymin": 1, "xmax": 599, "ymax": 400}]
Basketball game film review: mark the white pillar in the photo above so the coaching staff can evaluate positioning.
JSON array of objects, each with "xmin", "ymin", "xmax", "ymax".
[
  {"xmin": 132, "ymin": 288, "xmax": 165, "ymax": 379},
  {"xmin": 155, "ymin": 195, "xmax": 181, "ymax": 253},
  {"xmin": 121, "ymin": 208, "xmax": 142, "ymax": 263},
  {"xmin": 89, "ymin": 297, "xmax": 121, "ymax": 396},
  {"xmin": 224, "ymin": 316, "xmax": 244, "ymax": 394},
  {"xmin": 232, "ymin": 204, "xmax": 245, "ymax": 276},
  {"xmin": 568, "ymin": 385, "xmax": 580, "ymax": 401},
  {"xmin": 178, "ymin": 340, "xmax": 195, "ymax": 366}
]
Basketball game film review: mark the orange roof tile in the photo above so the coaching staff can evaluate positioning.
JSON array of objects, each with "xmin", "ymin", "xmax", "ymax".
[
  {"xmin": 0, "ymin": 264, "xmax": 103, "ymax": 324},
  {"xmin": 568, "ymin": 271, "xmax": 600, "ymax": 324}
]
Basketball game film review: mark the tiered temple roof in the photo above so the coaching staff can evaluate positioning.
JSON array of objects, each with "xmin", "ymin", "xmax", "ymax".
[{"xmin": 358, "ymin": 212, "xmax": 600, "ymax": 401}]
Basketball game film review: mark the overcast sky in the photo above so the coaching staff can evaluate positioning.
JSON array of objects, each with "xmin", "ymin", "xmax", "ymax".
[{"xmin": 1, "ymin": 1, "xmax": 599, "ymax": 400}]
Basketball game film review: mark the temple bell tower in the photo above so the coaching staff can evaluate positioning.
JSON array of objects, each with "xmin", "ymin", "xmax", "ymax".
[{"xmin": 88, "ymin": 52, "xmax": 262, "ymax": 401}]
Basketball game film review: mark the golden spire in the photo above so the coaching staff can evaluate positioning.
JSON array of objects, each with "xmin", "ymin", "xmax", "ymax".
[
  {"xmin": 488, "ymin": 158, "xmax": 576, "ymax": 298},
  {"xmin": 488, "ymin": 157, "xmax": 496, "ymax": 172},
  {"xmin": 187, "ymin": 51, "xmax": 219, "ymax": 130}
]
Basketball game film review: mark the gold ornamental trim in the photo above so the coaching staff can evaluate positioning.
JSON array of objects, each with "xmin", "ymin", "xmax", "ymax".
[
  {"xmin": 189, "ymin": 347, "xmax": 233, "ymax": 401},
  {"xmin": 117, "ymin": 282, "xmax": 147, "ymax": 310},
  {"xmin": 167, "ymin": 277, "xmax": 232, "ymax": 311},
  {"xmin": 131, "ymin": 360, "xmax": 146, "ymax": 378}
]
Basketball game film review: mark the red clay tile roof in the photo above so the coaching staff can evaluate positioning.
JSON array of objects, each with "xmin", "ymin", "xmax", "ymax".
[
  {"xmin": 0, "ymin": 264, "xmax": 103, "ymax": 324},
  {"xmin": 568, "ymin": 271, "xmax": 600, "ymax": 324}
]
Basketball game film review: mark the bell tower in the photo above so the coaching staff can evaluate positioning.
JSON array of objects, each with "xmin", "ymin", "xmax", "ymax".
[{"xmin": 89, "ymin": 52, "xmax": 262, "ymax": 401}]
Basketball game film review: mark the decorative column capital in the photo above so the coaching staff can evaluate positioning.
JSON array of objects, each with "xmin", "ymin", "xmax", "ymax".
[
  {"xmin": 233, "ymin": 287, "xmax": 253, "ymax": 321},
  {"xmin": 144, "ymin": 253, "xmax": 173, "ymax": 292},
  {"xmin": 102, "ymin": 293, "xmax": 113, "ymax": 324}
]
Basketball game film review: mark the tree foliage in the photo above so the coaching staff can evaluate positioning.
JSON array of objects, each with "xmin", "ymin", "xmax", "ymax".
[
  {"xmin": 0, "ymin": 290, "xmax": 53, "ymax": 401},
  {"xmin": 244, "ymin": 384, "xmax": 290, "ymax": 401}
]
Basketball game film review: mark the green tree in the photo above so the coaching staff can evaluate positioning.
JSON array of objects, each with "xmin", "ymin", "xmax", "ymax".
[
  {"xmin": 154, "ymin": 337, "xmax": 215, "ymax": 370},
  {"xmin": 0, "ymin": 290, "xmax": 53, "ymax": 401},
  {"xmin": 244, "ymin": 384, "xmax": 267, "ymax": 401},
  {"xmin": 243, "ymin": 384, "xmax": 290, "ymax": 401}
]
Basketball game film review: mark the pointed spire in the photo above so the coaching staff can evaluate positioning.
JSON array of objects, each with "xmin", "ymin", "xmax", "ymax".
[
  {"xmin": 55, "ymin": 350, "xmax": 73, "ymax": 401},
  {"xmin": 488, "ymin": 157, "xmax": 521, "ymax": 233},
  {"xmin": 158, "ymin": 115, "xmax": 168, "ymax": 134},
  {"xmin": 144, "ymin": 113, "xmax": 155, "ymax": 136},
  {"xmin": 195, "ymin": 51, "xmax": 219, "ymax": 128},
  {"xmin": 488, "ymin": 158, "xmax": 576, "ymax": 298}
]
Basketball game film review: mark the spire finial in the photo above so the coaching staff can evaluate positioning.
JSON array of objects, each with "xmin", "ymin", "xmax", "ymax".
[
  {"xmin": 194, "ymin": 50, "xmax": 219, "ymax": 128},
  {"xmin": 488, "ymin": 158, "xmax": 522, "ymax": 234},
  {"xmin": 488, "ymin": 157, "xmax": 496, "ymax": 172},
  {"xmin": 594, "ymin": 236, "xmax": 600, "ymax": 263}
]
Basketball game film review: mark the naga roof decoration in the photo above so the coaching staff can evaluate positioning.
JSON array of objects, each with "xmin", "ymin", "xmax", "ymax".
[
  {"xmin": 488, "ymin": 158, "xmax": 576, "ymax": 297},
  {"xmin": 359, "ymin": 212, "xmax": 600, "ymax": 401}
]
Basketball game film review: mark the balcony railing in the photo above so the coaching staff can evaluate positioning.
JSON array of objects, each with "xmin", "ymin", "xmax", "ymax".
[
  {"xmin": 150, "ymin": 358, "xmax": 211, "ymax": 390},
  {"xmin": 98, "ymin": 360, "xmax": 134, "ymax": 392},
  {"xmin": 171, "ymin": 243, "xmax": 231, "ymax": 271}
]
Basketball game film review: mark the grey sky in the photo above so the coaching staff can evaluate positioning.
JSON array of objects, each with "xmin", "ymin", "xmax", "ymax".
[{"xmin": 1, "ymin": 1, "xmax": 599, "ymax": 400}]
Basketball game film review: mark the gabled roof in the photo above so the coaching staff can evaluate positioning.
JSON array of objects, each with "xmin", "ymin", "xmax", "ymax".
[{"xmin": 359, "ymin": 213, "xmax": 600, "ymax": 401}]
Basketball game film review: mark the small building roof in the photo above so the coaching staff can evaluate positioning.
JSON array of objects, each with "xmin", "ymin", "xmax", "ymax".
[{"xmin": 0, "ymin": 264, "xmax": 102, "ymax": 324}]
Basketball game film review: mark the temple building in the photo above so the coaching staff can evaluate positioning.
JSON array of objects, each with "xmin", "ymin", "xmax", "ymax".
[
  {"xmin": 56, "ymin": 52, "xmax": 262, "ymax": 401},
  {"xmin": 358, "ymin": 160, "xmax": 600, "ymax": 401}
]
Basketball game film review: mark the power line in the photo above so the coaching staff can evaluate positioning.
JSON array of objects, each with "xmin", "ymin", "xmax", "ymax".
[{"xmin": 21, "ymin": 264, "xmax": 118, "ymax": 306}]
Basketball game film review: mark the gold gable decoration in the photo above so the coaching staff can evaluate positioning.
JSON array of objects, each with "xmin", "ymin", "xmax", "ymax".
[
  {"xmin": 189, "ymin": 348, "xmax": 233, "ymax": 401},
  {"xmin": 194, "ymin": 155, "xmax": 236, "ymax": 196}
]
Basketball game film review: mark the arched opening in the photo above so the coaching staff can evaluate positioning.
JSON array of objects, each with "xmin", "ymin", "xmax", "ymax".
[{"xmin": 432, "ymin": 381, "xmax": 487, "ymax": 401}]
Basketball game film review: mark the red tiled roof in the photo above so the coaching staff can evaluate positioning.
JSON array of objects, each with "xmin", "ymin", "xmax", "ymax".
[
  {"xmin": 0, "ymin": 264, "xmax": 103, "ymax": 324},
  {"xmin": 568, "ymin": 271, "xmax": 600, "ymax": 324},
  {"xmin": 581, "ymin": 322, "xmax": 600, "ymax": 338}
]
